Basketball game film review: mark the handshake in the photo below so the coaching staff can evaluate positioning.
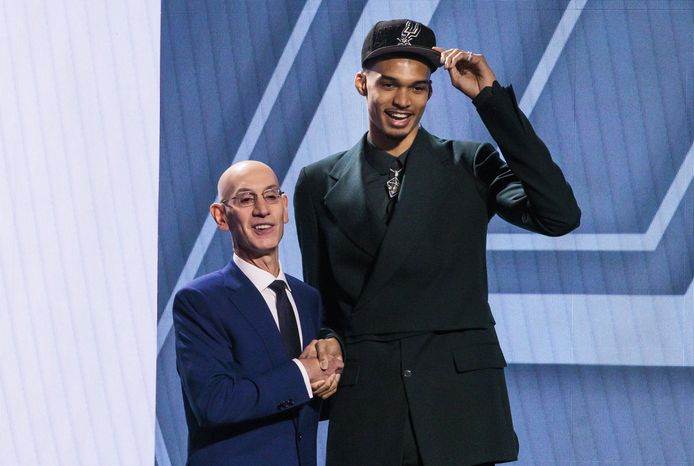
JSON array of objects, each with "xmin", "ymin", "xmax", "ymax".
[{"xmin": 297, "ymin": 338, "xmax": 344, "ymax": 400}]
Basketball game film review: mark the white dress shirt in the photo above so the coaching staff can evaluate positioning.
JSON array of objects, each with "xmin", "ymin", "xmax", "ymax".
[{"xmin": 233, "ymin": 254, "xmax": 312, "ymax": 397}]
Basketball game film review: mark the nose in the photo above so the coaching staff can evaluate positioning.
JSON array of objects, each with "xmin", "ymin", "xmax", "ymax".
[
  {"xmin": 252, "ymin": 197, "xmax": 271, "ymax": 216},
  {"xmin": 392, "ymin": 87, "xmax": 410, "ymax": 108}
]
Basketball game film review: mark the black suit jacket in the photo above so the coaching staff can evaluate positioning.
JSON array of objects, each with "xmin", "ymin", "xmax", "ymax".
[{"xmin": 294, "ymin": 83, "xmax": 580, "ymax": 465}]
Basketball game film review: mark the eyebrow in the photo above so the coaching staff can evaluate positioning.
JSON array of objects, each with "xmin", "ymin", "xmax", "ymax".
[
  {"xmin": 378, "ymin": 74, "xmax": 431, "ymax": 86},
  {"xmin": 234, "ymin": 184, "xmax": 279, "ymax": 193}
]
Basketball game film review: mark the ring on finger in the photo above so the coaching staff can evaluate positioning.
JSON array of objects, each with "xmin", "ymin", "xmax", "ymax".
[{"xmin": 466, "ymin": 51, "xmax": 473, "ymax": 62}]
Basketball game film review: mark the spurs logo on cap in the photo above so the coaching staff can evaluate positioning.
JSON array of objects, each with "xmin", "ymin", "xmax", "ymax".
[
  {"xmin": 361, "ymin": 19, "xmax": 441, "ymax": 71},
  {"xmin": 397, "ymin": 20, "xmax": 421, "ymax": 46}
]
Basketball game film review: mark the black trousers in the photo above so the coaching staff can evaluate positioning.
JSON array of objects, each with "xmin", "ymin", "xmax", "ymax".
[
  {"xmin": 401, "ymin": 410, "xmax": 421, "ymax": 466},
  {"xmin": 401, "ymin": 411, "xmax": 495, "ymax": 466}
]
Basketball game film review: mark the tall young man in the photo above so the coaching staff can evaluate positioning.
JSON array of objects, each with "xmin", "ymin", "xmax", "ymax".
[{"xmin": 294, "ymin": 19, "xmax": 580, "ymax": 466}]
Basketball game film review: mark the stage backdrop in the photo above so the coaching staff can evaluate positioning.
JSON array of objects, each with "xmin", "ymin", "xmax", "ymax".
[{"xmin": 157, "ymin": 1, "xmax": 693, "ymax": 465}]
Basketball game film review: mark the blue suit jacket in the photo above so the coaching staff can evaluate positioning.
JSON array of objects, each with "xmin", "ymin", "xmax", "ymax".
[{"xmin": 173, "ymin": 260, "xmax": 322, "ymax": 466}]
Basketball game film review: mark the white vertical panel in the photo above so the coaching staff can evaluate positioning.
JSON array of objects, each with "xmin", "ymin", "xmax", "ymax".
[{"xmin": 0, "ymin": 0, "xmax": 159, "ymax": 465}]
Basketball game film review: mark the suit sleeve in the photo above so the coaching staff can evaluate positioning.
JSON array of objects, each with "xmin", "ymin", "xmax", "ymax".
[
  {"xmin": 173, "ymin": 287, "xmax": 310, "ymax": 428},
  {"xmin": 470, "ymin": 81, "xmax": 581, "ymax": 236},
  {"xmin": 294, "ymin": 167, "xmax": 341, "ymax": 332},
  {"xmin": 294, "ymin": 167, "xmax": 321, "ymax": 287}
]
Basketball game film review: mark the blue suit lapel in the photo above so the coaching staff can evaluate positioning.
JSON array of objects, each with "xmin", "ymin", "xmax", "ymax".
[
  {"xmin": 222, "ymin": 262, "xmax": 318, "ymax": 360},
  {"xmin": 221, "ymin": 261, "xmax": 289, "ymax": 365}
]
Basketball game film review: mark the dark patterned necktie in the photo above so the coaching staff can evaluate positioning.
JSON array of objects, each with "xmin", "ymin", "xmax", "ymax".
[{"xmin": 268, "ymin": 280, "xmax": 301, "ymax": 358}]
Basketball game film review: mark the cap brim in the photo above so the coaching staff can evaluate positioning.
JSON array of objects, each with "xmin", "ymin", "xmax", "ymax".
[{"xmin": 362, "ymin": 45, "xmax": 442, "ymax": 71}]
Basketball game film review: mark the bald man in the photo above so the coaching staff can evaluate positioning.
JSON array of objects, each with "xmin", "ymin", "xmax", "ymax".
[{"xmin": 173, "ymin": 161, "xmax": 343, "ymax": 466}]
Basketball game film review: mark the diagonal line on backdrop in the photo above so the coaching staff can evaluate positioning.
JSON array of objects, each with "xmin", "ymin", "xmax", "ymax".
[
  {"xmin": 154, "ymin": 418, "xmax": 171, "ymax": 466},
  {"xmin": 487, "ymin": 140, "xmax": 693, "ymax": 251},
  {"xmin": 488, "ymin": 0, "xmax": 693, "ymax": 251},
  {"xmin": 517, "ymin": 0, "xmax": 587, "ymax": 117}
]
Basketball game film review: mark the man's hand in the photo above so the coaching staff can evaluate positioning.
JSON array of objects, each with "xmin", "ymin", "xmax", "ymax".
[
  {"xmin": 298, "ymin": 339, "xmax": 344, "ymax": 399},
  {"xmin": 310, "ymin": 372, "xmax": 340, "ymax": 400},
  {"xmin": 297, "ymin": 352, "xmax": 341, "ymax": 399},
  {"xmin": 432, "ymin": 47, "xmax": 496, "ymax": 99},
  {"xmin": 304, "ymin": 337, "xmax": 344, "ymax": 374}
]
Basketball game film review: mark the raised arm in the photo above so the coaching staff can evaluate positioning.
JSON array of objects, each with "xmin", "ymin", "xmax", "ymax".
[{"xmin": 436, "ymin": 46, "xmax": 581, "ymax": 235}]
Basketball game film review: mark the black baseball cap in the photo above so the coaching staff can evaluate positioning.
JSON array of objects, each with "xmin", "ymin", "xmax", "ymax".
[{"xmin": 361, "ymin": 19, "xmax": 442, "ymax": 72}]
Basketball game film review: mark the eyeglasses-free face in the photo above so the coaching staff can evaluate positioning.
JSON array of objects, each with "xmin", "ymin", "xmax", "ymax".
[
  {"xmin": 356, "ymin": 57, "xmax": 432, "ymax": 154},
  {"xmin": 221, "ymin": 187, "xmax": 285, "ymax": 208}
]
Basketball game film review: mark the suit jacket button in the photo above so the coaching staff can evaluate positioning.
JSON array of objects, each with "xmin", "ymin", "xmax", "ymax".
[
  {"xmin": 403, "ymin": 369, "xmax": 413, "ymax": 378},
  {"xmin": 298, "ymin": 433, "xmax": 303, "ymax": 441}
]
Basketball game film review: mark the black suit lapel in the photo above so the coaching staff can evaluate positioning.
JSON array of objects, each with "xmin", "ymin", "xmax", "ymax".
[
  {"xmin": 357, "ymin": 128, "xmax": 456, "ymax": 306},
  {"xmin": 324, "ymin": 135, "xmax": 383, "ymax": 257}
]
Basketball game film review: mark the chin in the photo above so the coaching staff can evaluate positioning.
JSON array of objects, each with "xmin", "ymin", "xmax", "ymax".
[
  {"xmin": 384, "ymin": 127, "xmax": 415, "ymax": 140},
  {"xmin": 254, "ymin": 241, "xmax": 279, "ymax": 253},
  {"xmin": 382, "ymin": 120, "xmax": 418, "ymax": 137},
  {"xmin": 262, "ymin": 238, "xmax": 284, "ymax": 251}
]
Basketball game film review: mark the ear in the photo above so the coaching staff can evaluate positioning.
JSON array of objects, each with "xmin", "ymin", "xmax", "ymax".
[
  {"xmin": 354, "ymin": 71, "xmax": 367, "ymax": 96},
  {"xmin": 282, "ymin": 194, "xmax": 289, "ymax": 224},
  {"xmin": 210, "ymin": 203, "xmax": 230, "ymax": 231}
]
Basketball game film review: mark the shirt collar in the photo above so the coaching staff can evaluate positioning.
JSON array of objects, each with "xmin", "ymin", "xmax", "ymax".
[
  {"xmin": 365, "ymin": 137, "xmax": 409, "ymax": 175},
  {"xmin": 233, "ymin": 253, "xmax": 290, "ymax": 293}
]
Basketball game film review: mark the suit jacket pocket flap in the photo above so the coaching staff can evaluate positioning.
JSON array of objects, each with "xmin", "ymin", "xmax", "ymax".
[
  {"xmin": 338, "ymin": 362, "xmax": 359, "ymax": 387},
  {"xmin": 453, "ymin": 344, "xmax": 507, "ymax": 373}
]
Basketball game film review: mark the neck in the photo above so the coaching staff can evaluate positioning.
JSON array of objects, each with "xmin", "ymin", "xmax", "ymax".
[
  {"xmin": 368, "ymin": 125, "xmax": 419, "ymax": 156},
  {"xmin": 235, "ymin": 250, "xmax": 281, "ymax": 276}
]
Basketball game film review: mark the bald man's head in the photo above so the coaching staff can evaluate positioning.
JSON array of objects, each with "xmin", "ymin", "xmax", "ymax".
[
  {"xmin": 210, "ymin": 161, "xmax": 288, "ymax": 267},
  {"xmin": 217, "ymin": 160, "xmax": 280, "ymax": 201}
]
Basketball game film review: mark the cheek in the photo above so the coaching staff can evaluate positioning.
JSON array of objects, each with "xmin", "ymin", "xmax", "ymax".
[
  {"xmin": 414, "ymin": 100, "xmax": 428, "ymax": 117},
  {"xmin": 231, "ymin": 223, "xmax": 247, "ymax": 238},
  {"xmin": 230, "ymin": 217, "xmax": 250, "ymax": 236},
  {"xmin": 367, "ymin": 91, "xmax": 384, "ymax": 108}
]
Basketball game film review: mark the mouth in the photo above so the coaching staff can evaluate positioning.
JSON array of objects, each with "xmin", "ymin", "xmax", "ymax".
[
  {"xmin": 252, "ymin": 223, "xmax": 275, "ymax": 235},
  {"xmin": 384, "ymin": 110, "xmax": 413, "ymax": 128}
]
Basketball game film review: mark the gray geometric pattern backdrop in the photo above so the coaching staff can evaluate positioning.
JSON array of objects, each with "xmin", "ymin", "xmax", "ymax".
[{"xmin": 156, "ymin": 1, "xmax": 693, "ymax": 465}]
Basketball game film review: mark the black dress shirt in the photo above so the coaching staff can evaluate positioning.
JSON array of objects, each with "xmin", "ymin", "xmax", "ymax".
[{"xmin": 363, "ymin": 138, "xmax": 410, "ymax": 224}]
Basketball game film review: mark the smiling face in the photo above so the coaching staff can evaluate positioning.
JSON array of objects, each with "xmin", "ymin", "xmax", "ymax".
[
  {"xmin": 355, "ymin": 56, "xmax": 432, "ymax": 154},
  {"xmin": 210, "ymin": 161, "xmax": 288, "ymax": 267}
]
